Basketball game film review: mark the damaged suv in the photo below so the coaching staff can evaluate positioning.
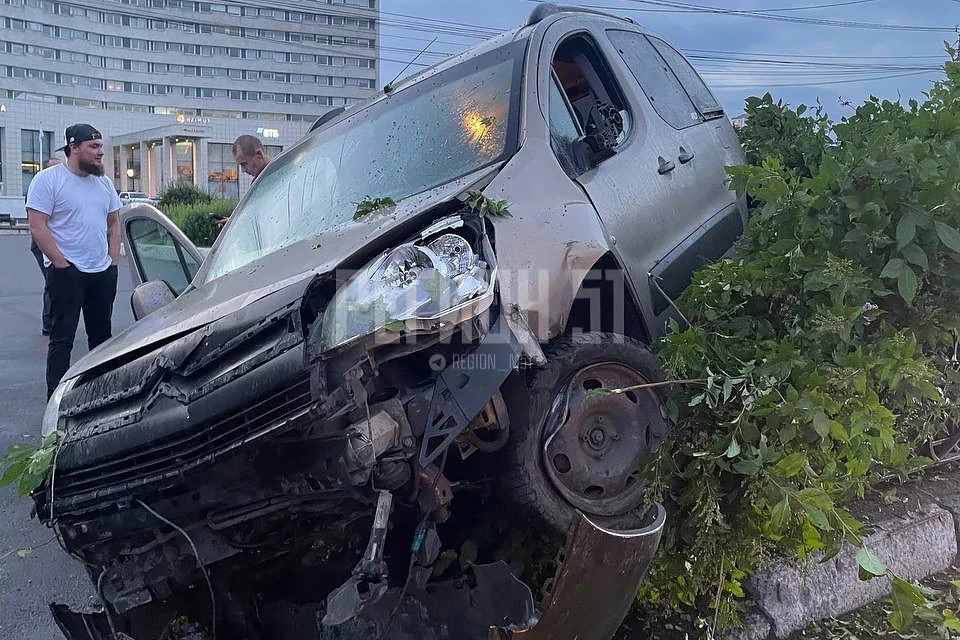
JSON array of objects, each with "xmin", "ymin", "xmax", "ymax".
[{"xmin": 36, "ymin": 5, "xmax": 746, "ymax": 640}]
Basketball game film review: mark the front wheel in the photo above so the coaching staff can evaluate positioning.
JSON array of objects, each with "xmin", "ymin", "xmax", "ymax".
[{"xmin": 502, "ymin": 332, "xmax": 669, "ymax": 532}]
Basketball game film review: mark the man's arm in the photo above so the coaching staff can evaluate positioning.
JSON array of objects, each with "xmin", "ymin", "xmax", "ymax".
[
  {"xmin": 107, "ymin": 211, "xmax": 121, "ymax": 265},
  {"xmin": 27, "ymin": 209, "xmax": 69, "ymax": 269}
]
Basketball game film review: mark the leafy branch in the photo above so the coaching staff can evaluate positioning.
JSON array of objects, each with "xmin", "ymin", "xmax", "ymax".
[
  {"xmin": 464, "ymin": 190, "xmax": 512, "ymax": 218},
  {"xmin": 0, "ymin": 430, "xmax": 62, "ymax": 497},
  {"xmin": 353, "ymin": 196, "xmax": 396, "ymax": 221}
]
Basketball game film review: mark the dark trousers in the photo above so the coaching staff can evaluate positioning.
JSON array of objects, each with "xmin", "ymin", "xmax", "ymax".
[
  {"xmin": 29, "ymin": 239, "xmax": 52, "ymax": 334},
  {"xmin": 46, "ymin": 264, "xmax": 118, "ymax": 397}
]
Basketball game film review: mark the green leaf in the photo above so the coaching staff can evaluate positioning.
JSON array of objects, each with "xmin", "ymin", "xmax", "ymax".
[
  {"xmin": 898, "ymin": 267, "xmax": 918, "ymax": 304},
  {"xmin": 0, "ymin": 457, "xmax": 30, "ymax": 488},
  {"xmin": 796, "ymin": 487, "xmax": 834, "ymax": 511},
  {"xmin": 774, "ymin": 452, "xmax": 807, "ymax": 477},
  {"xmin": 432, "ymin": 549, "xmax": 459, "ymax": 577},
  {"xmin": 732, "ymin": 458, "xmax": 762, "ymax": 476},
  {"xmin": 722, "ymin": 377, "xmax": 734, "ymax": 402},
  {"xmin": 724, "ymin": 437, "xmax": 741, "ymax": 458},
  {"xmin": 459, "ymin": 539, "xmax": 478, "ymax": 568},
  {"xmin": 856, "ymin": 547, "xmax": 887, "ymax": 580},
  {"xmin": 888, "ymin": 576, "xmax": 928, "ymax": 630},
  {"xmin": 383, "ymin": 320, "xmax": 407, "ymax": 333},
  {"xmin": 935, "ymin": 221, "xmax": 960, "ymax": 253},
  {"xmin": 900, "ymin": 243, "xmax": 928, "ymax": 270},
  {"xmin": 812, "ymin": 411, "xmax": 830, "ymax": 439},
  {"xmin": 803, "ymin": 505, "xmax": 832, "ymax": 531},
  {"xmin": 896, "ymin": 214, "xmax": 917, "ymax": 248},
  {"xmin": 770, "ymin": 498, "xmax": 791, "ymax": 530},
  {"xmin": 880, "ymin": 258, "xmax": 906, "ymax": 279},
  {"xmin": 15, "ymin": 548, "xmax": 32, "ymax": 558}
]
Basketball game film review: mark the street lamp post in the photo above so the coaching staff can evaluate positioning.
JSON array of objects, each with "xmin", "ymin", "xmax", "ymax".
[{"xmin": 126, "ymin": 167, "xmax": 136, "ymax": 191}]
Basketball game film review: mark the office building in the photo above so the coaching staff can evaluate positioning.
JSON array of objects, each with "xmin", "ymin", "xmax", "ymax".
[{"xmin": 0, "ymin": 0, "xmax": 379, "ymax": 215}]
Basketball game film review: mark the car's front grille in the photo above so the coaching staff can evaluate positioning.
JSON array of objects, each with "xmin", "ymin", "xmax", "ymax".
[{"xmin": 55, "ymin": 373, "xmax": 313, "ymax": 502}]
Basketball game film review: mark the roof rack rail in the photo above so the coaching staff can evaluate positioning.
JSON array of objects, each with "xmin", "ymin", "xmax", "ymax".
[{"xmin": 527, "ymin": 3, "xmax": 634, "ymax": 26}]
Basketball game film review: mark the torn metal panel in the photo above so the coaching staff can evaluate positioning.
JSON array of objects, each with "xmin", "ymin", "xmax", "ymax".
[{"xmin": 490, "ymin": 506, "xmax": 666, "ymax": 640}]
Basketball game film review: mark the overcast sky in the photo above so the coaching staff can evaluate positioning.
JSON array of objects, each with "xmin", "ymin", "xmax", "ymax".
[{"xmin": 379, "ymin": 0, "xmax": 959, "ymax": 120}]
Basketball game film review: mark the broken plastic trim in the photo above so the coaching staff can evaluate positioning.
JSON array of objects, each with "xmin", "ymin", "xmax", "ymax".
[
  {"xmin": 420, "ymin": 314, "xmax": 522, "ymax": 467},
  {"xmin": 489, "ymin": 505, "xmax": 667, "ymax": 640}
]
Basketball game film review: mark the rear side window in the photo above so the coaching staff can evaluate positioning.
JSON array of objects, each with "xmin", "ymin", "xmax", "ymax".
[
  {"xmin": 606, "ymin": 30, "xmax": 699, "ymax": 130},
  {"xmin": 648, "ymin": 36, "xmax": 722, "ymax": 118}
]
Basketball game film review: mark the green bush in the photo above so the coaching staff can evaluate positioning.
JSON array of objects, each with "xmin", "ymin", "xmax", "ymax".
[
  {"xmin": 158, "ymin": 182, "xmax": 214, "ymax": 207},
  {"xmin": 638, "ymin": 46, "xmax": 960, "ymax": 631},
  {"xmin": 162, "ymin": 200, "xmax": 235, "ymax": 247}
]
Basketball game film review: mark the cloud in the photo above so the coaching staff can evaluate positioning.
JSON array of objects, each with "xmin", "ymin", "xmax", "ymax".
[{"xmin": 380, "ymin": 0, "xmax": 953, "ymax": 118}]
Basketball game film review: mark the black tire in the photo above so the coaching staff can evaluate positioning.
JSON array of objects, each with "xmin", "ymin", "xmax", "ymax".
[{"xmin": 502, "ymin": 332, "xmax": 669, "ymax": 533}]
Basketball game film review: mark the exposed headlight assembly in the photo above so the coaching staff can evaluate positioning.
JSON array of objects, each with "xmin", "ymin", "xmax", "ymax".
[
  {"xmin": 41, "ymin": 376, "xmax": 77, "ymax": 436},
  {"xmin": 320, "ymin": 219, "xmax": 495, "ymax": 352}
]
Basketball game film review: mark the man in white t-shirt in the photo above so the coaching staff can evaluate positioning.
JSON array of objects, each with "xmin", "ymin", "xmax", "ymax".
[{"xmin": 27, "ymin": 124, "xmax": 122, "ymax": 399}]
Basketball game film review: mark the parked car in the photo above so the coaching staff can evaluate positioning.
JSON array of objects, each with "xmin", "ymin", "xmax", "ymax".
[
  {"xmin": 118, "ymin": 191, "xmax": 158, "ymax": 206},
  {"xmin": 36, "ymin": 5, "xmax": 745, "ymax": 639}
]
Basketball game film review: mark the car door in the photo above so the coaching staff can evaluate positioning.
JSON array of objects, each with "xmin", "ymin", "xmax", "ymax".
[
  {"xmin": 541, "ymin": 19, "xmax": 743, "ymax": 336},
  {"xmin": 603, "ymin": 28, "xmax": 745, "ymax": 322},
  {"xmin": 540, "ymin": 20, "xmax": 700, "ymax": 335},
  {"xmin": 121, "ymin": 204, "xmax": 205, "ymax": 295}
]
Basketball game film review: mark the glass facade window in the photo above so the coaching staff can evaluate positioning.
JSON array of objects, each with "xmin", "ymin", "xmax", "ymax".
[
  {"xmin": 207, "ymin": 142, "xmax": 238, "ymax": 199},
  {"xmin": 21, "ymin": 129, "xmax": 53, "ymax": 196},
  {"xmin": 174, "ymin": 140, "xmax": 194, "ymax": 183},
  {"xmin": 126, "ymin": 144, "xmax": 142, "ymax": 191}
]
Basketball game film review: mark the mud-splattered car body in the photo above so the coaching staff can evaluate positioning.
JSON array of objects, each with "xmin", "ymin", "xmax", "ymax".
[{"xmin": 36, "ymin": 5, "xmax": 745, "ymax": 639}]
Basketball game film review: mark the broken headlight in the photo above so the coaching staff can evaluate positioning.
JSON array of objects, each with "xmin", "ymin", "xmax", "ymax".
[
  {"xmin": 320, "ymin": 231, "xmax": 494, "ymax": 352},
  {"xmin": 42, "ymin": 376, "xmax": 77, "ymax": 436}
]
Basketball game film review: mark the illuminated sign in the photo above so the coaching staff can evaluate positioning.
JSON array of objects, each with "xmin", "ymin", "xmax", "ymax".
[
  {"xmin": 256, "ymin": 127, "xmax": 280, "ymax": 139},
  {"xmin": 0, "ymin": 104, "xmax": 6, "ymax": 112},
  {"xmin": 175, "ymin": 114, "xmax": 211, "ymax": 125}
]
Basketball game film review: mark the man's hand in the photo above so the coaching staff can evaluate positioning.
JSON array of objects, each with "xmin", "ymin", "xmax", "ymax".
[
  {"xmin": 107, "ymin": 211, "xmax": 121, "ymax": 268},
  {"xmin": 28, "ymin": 209, "xmax": 69, "ymax": 269}
]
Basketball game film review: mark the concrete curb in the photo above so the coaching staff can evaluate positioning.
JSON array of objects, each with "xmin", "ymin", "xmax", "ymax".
[{"xmin": 724, "ymin": 466, "xmax": 960, "ymax": 639}]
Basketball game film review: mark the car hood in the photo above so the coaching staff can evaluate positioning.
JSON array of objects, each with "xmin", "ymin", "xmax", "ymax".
[{"xmin": 65, "ymin": 165, "xmax": 501, "ymax": 380}]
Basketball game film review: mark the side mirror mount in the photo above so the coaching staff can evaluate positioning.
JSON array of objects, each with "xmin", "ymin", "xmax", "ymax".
[
  {"xmin": 573, "ymin": 100, "xmax": 625, "ymax": 168},
  {"xmin": 130, "ymin": 280, "xmax": 176, "ymax": 320}
]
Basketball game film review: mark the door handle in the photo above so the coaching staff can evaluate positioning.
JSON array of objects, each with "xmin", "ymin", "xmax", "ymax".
[
  {"xmin": 678, "ymin": 146, "xmax": 695, "ymax": 164},
  {"xmin": 657, "ymin": 156, "xmax": 675, "ymax": 175}
]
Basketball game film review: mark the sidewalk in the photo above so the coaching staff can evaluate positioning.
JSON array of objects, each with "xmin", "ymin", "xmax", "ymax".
[{"xmin": 726, "ymin": 462, "xmax": 960, "ymax": 639}]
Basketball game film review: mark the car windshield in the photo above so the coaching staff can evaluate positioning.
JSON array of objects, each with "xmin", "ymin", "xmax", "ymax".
[
  {"xmin": 204, "ymin": 40, "xmax": 525, "ymax": 282},
  {"xmin": 128, "ymin": 192, "xmax": 148, "ymax": 198}
]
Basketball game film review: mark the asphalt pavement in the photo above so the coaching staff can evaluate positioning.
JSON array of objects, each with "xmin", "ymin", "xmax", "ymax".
[{"xmin": 0, "ymin": 232, "xmax": 136, "ymax": 640}]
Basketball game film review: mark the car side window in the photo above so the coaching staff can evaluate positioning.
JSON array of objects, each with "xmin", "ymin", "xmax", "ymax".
[
  {"xmin": 606, "ymin": 30, "xmax": 699, "ymax": 130},
  {"xmin": 552, "ymin": 33, "xmax": 632, "ymax": 150},
  {"xmin": 647, "ymin": 36, "xmax": 723, "ymax": 118},
  {"xmin": 128, "ymin": 218, "xmax": 199, "ymax": 295},
  {"xmin": 548, "ymin": 73, "xmax": 585, "ymax": 178}
]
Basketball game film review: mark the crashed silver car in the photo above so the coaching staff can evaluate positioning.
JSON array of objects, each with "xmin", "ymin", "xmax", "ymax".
[{"xmin": 36, "ymin": 5, "xmax": 745, "ymax": 639}]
